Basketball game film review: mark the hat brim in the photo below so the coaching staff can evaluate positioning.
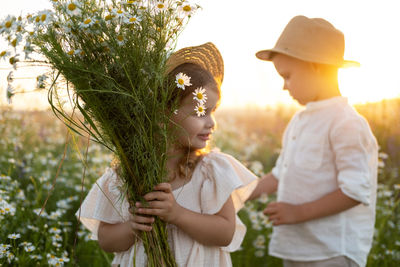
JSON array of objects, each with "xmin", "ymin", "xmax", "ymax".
[{"xmin": 255, "ymin": 49, "xmax": 360, "ymax": 68}]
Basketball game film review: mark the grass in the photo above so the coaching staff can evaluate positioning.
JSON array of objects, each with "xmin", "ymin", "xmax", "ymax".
[{"xmin": 0, "ymin": 98, "xmax": 399, "ymax": 266}]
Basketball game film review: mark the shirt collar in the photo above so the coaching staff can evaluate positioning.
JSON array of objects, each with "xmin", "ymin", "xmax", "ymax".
[{"xmin": 304, "ymin": 96, "xmax": 348, "ymax": 112}]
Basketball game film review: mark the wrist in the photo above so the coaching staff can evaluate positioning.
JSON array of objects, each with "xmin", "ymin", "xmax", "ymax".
[
  {"xmin": 296, "ymin": 203, "xmax": 308, "ymax": 223},
  {"xmin": 169, "ymin": 204, "xmax": 184, "ymax": 225}
]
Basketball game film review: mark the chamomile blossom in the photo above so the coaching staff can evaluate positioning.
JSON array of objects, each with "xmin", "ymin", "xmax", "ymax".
[
  {"xmin": 112, "ymin": 8, "xmax": 126, "ymax": 19},
  {"xmin": 175, "ymin": 72, "xmax": 192, "ymax": 90},
  {"xmin": 64, "ymin": 1, "xmax": 82, "ymax": 16},
  {"xmin": 0, "ymin": 50, "xmax": 10, "ymax": 60},
  {"xmin": 194, "ymin": 102, "xmax": 206, "ymax": 117},
  {"xmin": 116, "ymin": 34, "xmax": 126, "ymax": 46},
  {"xmin": 7, "ymin": 233, "xmax": 21, "ymax": 240},
  {"xmin": 124, "ymin": 15, "xmax": 141, "ymax": 25},
  {"xmin": 192, "ymin": 87, "xmax": 207, "ymax": 104},
  {"xmin": 0, "ymin": 15, "xmax": 16, "ymax": 35},
  {"xmin": 179, "ymin": 2, "xmax": 197, "ymax": 16},
  {"xmin": 155, "ymin": 2, "xmax": 168, "ymax": 13},
  {"xmin": 35, "ymin": 10, "xmax": 54, "ymax": 27},
  {"xmin": 121, "ymin": 0, "xmax": 140, "ymax": 5},
  {"xmin": 36, "ymin": 74, "xmax": 48, "ymax": 89},
  {"xmin": 80, "ymin": 17, "xmax": 96, "ymax": 28}
]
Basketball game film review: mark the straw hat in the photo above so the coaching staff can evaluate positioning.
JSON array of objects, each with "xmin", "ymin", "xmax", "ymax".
[
  {"xmin": 166, "ymin": 42, "xmax": 224, "ymax": 86},
  {"xmin": 256, "ymin": 15, "xmax": 360, "ymax": 68}
]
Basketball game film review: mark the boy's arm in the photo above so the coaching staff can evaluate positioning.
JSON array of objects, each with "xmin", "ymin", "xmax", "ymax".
[
  {"xmin": 264, "ymin": 188, "xmax": 360, "ymax": 225},
  {"xmin": 247, "ymin": 172, "xmax": 278, "ymax": 201}
]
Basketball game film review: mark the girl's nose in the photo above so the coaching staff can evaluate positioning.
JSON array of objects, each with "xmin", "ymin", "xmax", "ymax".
[{"xmin": 206, "ymin": 115, "xmax": 216, "ymax": 129}]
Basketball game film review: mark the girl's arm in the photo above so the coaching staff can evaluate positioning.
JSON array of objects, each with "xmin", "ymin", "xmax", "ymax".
[
  {"xmin": 97, "ymin": 213, "xmax": 154, "ymax": 252},
  {"xmin": 135, "ymin": 183, "xmax": 236, "ymax": 247}
]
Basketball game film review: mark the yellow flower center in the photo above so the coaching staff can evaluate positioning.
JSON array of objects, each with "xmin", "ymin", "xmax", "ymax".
[
  {"xmin": 11, "ymin": 39, "xmax": 17, "ymax": 47},
  {"xmin": 196, "ymin": 93, "xmax": 203, "ymax": 99},
  {"xmin": 183, "ymin": 5, "xmax": 191, "ymax": 12},
  {"xmin": 84, "ymin": 18, "xmax": 92, "ymax": 24},
  {"xmin": 68, "ymin": 3, "xmax": 77, "ymax": 11},
  {"xmin": 117, "ymin": 10, "xmax": 123, "ymax": 14},
  {"xmin": 41, "ymin": 14, "xmax": 47, "ymax": 22},
  {"xmin": 105, "ymin": 14, "xmax": 113, "ymax": 21},
  {"xmin": 5, "ymin": 21, "xmax": 12, "ymax": 28},
  {"xmin": 117, "ymin": 35, "xmax": 124, "ymax": 41},
  {"xmin": 127, "ymin": 0, "xmax": 136, "ymax": 3},
  {"xmin": 5, "ymin": 208, "xmax": 10, "ymax": 212},
  {"xmin": 67, "ymin": 50, "xmax": 75, "ymax": 56},
  {"xmin": 35, "ymin": 17, "xmax": 41, "ymax": 23},
  {"xmin": 17, "ymin": 25, "xmax": 22, "ymax": 32},
  {"xmin": 129, "ymin": 17, "xmax": 137, "ymax": 22},
  {"xmin": 157, "ymin": 3, "xmax": 165, "ymax": 9},
  {"xmin": 29, "ymin": 31, "xmax": 34, "ymax": 36},
  {"xmin": 1, "ymin": 51, "xmax": 6, "ymax": 57},
  {"xmin": 178, "ymin": 78, "xmax": 184, "ymax": 85},
  {"xmin": 198, "ymin": 106, "xmax": 204, "ymax": 112}
]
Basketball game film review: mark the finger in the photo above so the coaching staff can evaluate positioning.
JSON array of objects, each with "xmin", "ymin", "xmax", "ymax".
[
  {"xmin": 263, "ymin": 207, "xmax": 277, "ymax": 215},
  {"xmin": 143, "ymin": 191, "xmax": 168, "ymax": 201},
  {"xmin": 154, "ymin": 183, "xmax": 172, "ymax": 193},
  {"xmin": 132, "ymin": 215, "xmax": 155, "ymax": 224},
  {"xmin": 129, "ymin": 221, "xmax": 152, "ymax": 232},
  {"xmin": 137, "ymin": 207, "xmax": 163, "ymax": 216}
]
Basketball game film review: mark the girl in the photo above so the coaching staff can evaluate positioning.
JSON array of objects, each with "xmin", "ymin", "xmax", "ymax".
[{"xmin": 76, "ymin": 42, "xmax": 258, "ymax": 266}]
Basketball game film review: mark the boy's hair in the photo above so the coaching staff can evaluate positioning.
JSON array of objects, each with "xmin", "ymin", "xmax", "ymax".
[{"xmin": 167, "ymin": 63, "xmax": 221, "ymax": 180}]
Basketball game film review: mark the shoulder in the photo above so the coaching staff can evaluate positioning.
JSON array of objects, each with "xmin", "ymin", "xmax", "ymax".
[{"xmin": 201, "ymin": 149, "xmax": 241, "ymax": 168}]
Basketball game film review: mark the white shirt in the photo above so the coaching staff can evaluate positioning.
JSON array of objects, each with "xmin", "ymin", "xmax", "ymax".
[{"xmin": 270, "ymin": 96, "xmax": 378, "ymax": 267}]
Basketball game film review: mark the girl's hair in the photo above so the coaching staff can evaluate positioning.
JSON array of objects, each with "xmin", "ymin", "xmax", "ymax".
[{"xmin": 167, "ymin": 63, "xmax": 221, "ymax": 180}]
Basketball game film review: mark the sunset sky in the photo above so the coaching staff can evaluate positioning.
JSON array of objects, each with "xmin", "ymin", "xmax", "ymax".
[{"xmin": 1, "ymin": 0, "xmax": 400, "ymax": 110}]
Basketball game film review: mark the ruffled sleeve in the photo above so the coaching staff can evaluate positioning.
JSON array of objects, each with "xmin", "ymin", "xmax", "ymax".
[
  {"xmin": 199, "ymin": 151, "xmax": 258, "ymax": 251},
  {"xmin": 75, "ymin": 167, "xmax": 128, "ymax": 240}
]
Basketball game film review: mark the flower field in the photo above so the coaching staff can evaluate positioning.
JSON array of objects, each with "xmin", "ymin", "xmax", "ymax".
[{"xmin": 1, "ymin": 99, "xmax": 399, "ymax": 266}]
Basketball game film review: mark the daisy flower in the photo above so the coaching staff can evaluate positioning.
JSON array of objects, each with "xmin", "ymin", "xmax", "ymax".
[
  {"xmin": 179, "ymin": 2, "xmax": 197, "ymax": 16},
  {"xmin": 64, "ymin": 1, "xmax": 82, "ymax": 16},
  {"xmin": 36, "ymin": 10, "xmax": 54, "ymax": 27},
  {"xmin": 0, "ymin": 15, "xmax": 16, "ymax": 34},
  {"xmin": 155, "ymin": 1, "xmax": 168, "ymax": 13},
  {"xmin": 175, "ymin": 72, "xmax": 191, "ymax": 90},
  {"xmin": 192, "ymin": 87, "xmax": 207, "ymax": 104},
  {"xmin": 7, "ymin": 233, "xmax": 21, "ymax": 240},
  {"xmin": 79, "ymin": 17, "xmax": 96, "ymax": 28},
  {"xmin": 0, "ymin": 50, "xmax": 10, "ymax": 61},
  {"xmin": 121, "ymin": 0, "xmax": 140, "ymax": 4},
  {"xmin": 116, "ymin": 34, "xmax": 126, "ymax": 46},
  {"xmin": 194, "ymin": 103, "xmax": 206, "ymax": 117},
  {"xmin": 112, "ymin": 8, "xmax": 126, "ymax": 19},
  {"xmin": 123, "ymin": 15, "xmax": 141, "ymax": 25}
]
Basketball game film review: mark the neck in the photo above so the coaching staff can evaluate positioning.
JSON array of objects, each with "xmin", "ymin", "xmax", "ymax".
[{"xmin": 166, "ymin": 146, "xmax": 188, "ymax": 180}]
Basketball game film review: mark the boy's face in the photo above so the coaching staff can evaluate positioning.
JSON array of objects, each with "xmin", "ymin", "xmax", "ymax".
[{"xmin": 272, "ymin": 54, "xmax": 321, "ymax": 105}]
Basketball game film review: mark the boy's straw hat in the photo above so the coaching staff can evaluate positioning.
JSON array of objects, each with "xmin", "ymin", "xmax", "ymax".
[
  {"xmin": 256, "ymin": 15, "xmax": 360, "ymax": 68},
  {"xmin": 166, "ymin": 42, "xmax": 224, "ymax": 86}
]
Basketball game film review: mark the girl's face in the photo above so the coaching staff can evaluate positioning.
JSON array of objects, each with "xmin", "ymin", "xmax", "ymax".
[{"xmin": 171, "ymin": 83, "xmax": 219, "ymax": 151}]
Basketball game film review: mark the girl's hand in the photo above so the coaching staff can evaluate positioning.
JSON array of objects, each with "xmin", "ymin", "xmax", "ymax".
[
  {"xmin": 135, "ymin": 183, "xmax": 181, "ymax": 224},
  {"xmin": 263, "ymin": 201, "xmax": 303, "ymax": 225},
  {"xmin": 126, "ymin": 212, "xmax": 155, "ymax": 233}
]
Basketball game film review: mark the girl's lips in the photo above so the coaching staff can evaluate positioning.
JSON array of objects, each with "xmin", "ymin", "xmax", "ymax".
[{"xmin": 197, "ymin": 134, "xmax": 210, "ymax": 141}]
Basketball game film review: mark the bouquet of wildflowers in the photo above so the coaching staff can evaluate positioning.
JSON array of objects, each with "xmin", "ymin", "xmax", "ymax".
[{"xmin": 0, "ymin": 0, "xmax": 199, "ymax": 265}]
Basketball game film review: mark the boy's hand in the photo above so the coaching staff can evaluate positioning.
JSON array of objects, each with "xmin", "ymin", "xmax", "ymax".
[
  {"xmin": 135, "ymin": 183, "xmax": 181, "ymax": 224},
  {"xmin": 263, "ymin": 201, "xmax": 303, "ymax": 225}
]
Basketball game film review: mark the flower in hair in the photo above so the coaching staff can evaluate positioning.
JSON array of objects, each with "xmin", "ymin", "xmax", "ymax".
[
  {"xmin": 194, "ymin": 102, "xmax": 206, "ymax": 117},
  {"xmin": 192, "ymin": 87, "xmax": 207, "ymax": 104},
  {"xmin": 175, "ymin": 72, "xmax": 192, "ymax": 90}
]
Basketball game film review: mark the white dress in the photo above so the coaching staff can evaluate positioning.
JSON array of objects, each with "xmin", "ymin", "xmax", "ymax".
[{"xmin": 76, "ymin": 150, "xmax": 258, "ymax": 267}]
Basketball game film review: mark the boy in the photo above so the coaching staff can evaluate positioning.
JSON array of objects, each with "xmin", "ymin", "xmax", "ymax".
[{"xmin": 249, "ymin": 15, "xmax": 378, "ymax": 267}]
